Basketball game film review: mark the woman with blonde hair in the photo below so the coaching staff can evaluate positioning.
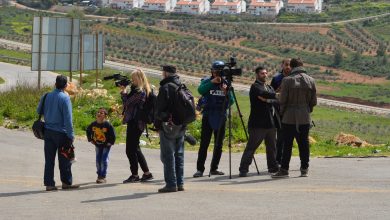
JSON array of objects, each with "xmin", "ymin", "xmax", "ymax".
[{"xmin": 120, "ymin": 69, "xmax": 153, "ymax": 183}]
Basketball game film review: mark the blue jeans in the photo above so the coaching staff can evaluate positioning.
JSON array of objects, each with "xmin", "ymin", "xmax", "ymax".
[
  {"xmin": 44, "ymin": 129, "xmax": 73, "ymax": 186},
  {"xmin": 159, "ymin": 129, "xmax": 185, "ymax": 188},
  {"xmin": 95, "ymin": 146, "xmax": 111, "ymax": 178}
]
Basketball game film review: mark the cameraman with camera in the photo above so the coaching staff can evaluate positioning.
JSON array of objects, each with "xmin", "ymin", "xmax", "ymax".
[
  {"xmin": 193, "ymin": 61, "xmax": 235, "ymax": 178},
  {"xmin": 120, "ymin": 70, "xmax": 153, "ymax": 183}
]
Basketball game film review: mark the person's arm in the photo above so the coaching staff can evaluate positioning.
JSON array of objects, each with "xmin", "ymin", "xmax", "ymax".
[
  {"xmin": 228, "ymin": 89, "xmax": 235, "ymax": 106},
  {"xmin": 62, "ymin": 95, "xmax": 74, "ymax": 141},
  {"xmin": 279, "ymin": 79, "xmax": 289, "ymax": 117},
  {"xmin": 154, "ymin": 85, "xmax": 170, "ymax": 129},
  {"xmin": 86, "ymin": 123, "xmax": 93, "ymax": 142},
  {"xmin": 197, "ymin": 78, "xmax": 213, "ymax": 95},
  {"xmin": 257, "ymin": 85, "xmax": 278, "ymax": 104},
  {"xmin": 309, "ymin": 80, "xmax": 317, "ymax": 112}
]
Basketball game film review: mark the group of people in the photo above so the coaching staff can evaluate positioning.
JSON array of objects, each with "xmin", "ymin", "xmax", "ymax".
[{"xmin": 36, "ymin": 57, "xmax": 317, "ymax": 193}]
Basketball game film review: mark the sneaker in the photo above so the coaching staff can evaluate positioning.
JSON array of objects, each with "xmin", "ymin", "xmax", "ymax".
[
  {"xmin": 300, "ymin": 168, "xmax": 309, "ymax": 177},
  {"xmin": 210, "ymin": 170, "xmax": 225, "ymax": 175},
  {"xmin": 140, "ymin": 173, "xmax": 154, "ymax": 182},
  {"xmin": 271, "ymin": 168, "xmax": 289, "ymax": 178},
  {"xmin": 158, "ymin": 186, "xmax": 177, "ymax": 193},
  {"xmin": 96, "ymin": 178, "xmax": 107, "ymax": 184},
  {"xmin": 45, "ymin": 186, "xmax": 58, "ymax": 191},
  {"xmin": 177, "ymin": 185, "xmax": 185, "ymax": 191},
  {"xmin": 193, "ymin": 170, "xmax": 203, "ymax": 178},
  {"xmin": 239, "ymin": 172, "xmax": 248, "ymax": 177},
  {"xmin": 62, "ymin": 183, "xmax": 80, "ymax": 190},
  {"xmin": 123, "ymin": 175, "xmax": 139, "ymax": 183}
]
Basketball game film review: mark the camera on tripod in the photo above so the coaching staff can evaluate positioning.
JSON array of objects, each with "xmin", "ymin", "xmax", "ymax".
[
  {"xmin": 103, "ymin": 73, "xmax": 132, "ymax": 87},
  {"xmin": 219, "ymin": 57, "xmax": 242, "ymax": 77}
]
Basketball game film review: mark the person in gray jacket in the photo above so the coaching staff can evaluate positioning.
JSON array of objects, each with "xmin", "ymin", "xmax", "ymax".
[{"xmin": 272, "ymin": 58, "xmax": 317, "ymax": 178}]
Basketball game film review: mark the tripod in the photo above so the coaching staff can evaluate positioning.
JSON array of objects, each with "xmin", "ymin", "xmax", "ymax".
[{"xmin": 209, "ymin": 75, "xmax": 259, "ymax": 179}]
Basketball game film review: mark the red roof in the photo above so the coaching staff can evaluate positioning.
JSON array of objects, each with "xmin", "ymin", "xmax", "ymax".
[
  {"xmin": 250, "ymin": 1, "xmax": 279, "ymax": 7},
  {"xmin": 288, "ymin": 0, "xmax": 316, "ymax": 5}
]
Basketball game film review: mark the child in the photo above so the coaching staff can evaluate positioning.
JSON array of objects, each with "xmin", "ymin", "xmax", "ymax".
[{"xmin": 86, "ymin": 108, "xmax": 116, "ymax": 184}]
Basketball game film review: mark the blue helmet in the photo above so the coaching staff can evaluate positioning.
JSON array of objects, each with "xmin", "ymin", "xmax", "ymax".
[{"xmin": 211, "ymin": 61, "xmax": 225, "ymax": 71}]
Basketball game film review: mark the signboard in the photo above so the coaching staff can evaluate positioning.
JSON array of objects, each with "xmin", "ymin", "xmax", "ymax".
[
  {"xmin": 82, "ymin": 34, "xmax": 104, "ymax": 70},
  {"xmin": 32, "ymin": 17, "xmax": 80, "ymax": 71}
]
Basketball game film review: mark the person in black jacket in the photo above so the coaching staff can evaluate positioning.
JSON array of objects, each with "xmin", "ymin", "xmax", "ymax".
[
  {"xmin": 239, "ymin": 66, "xmax": 280, "ymax": 177},
  {"xmin": 154, "ymin": 65, "xmax": 186, "ymax": 193},
  {"xmin": 86, "ymin": 108, "xmax": 116, "ymax": 184},
  {"xmin": 270, "ymin": 59, "xmax": 291, "ymax": 165}
]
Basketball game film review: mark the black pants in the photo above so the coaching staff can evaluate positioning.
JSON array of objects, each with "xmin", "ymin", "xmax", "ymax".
[
  {"xmin": 126, "ymin": 121, "xmax": 149, "ymax": 176},
  {"xmin": 280, "ymin": 124, "xmax": 310, "ymax": 171},
  {"xmin": 275, "ymin": 128, "xmax": 285, "ymax": 165},
  {"xmin": 196, "ymin": 116, "xmax": 225, "ymax": 172},
  {"xmin": 239, "ymin": 128, "xmax": 278, "ymax": 173}
]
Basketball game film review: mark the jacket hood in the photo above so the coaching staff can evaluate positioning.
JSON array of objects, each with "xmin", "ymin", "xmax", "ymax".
[
  {"xmin": 160, "ymin": 75, "xmax": 181, "ymax": 87},
  {"xmin": 290, "ymin": 66, "xmax": 306, "ymax": 75},
  {"xmin": 290, "ymin": 67, "xmax": 314, "ymax": 90}
]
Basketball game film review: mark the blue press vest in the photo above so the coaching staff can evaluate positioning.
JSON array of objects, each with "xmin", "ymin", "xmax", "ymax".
[{"xmin": 203, "ymin": 79, "xmax": 229, "ymax": 130}]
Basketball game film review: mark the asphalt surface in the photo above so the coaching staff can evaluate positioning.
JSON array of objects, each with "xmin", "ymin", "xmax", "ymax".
[
  {"xmin": 0, "ymin": 62, "xmax": 58, "ymax": 91},
  {"xmin": 0, "ymin": 127, "xmax": 390, "ymax": 219}
]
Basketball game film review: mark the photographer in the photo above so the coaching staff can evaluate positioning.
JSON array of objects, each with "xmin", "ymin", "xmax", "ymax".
[
  {"xmin": 238, "ymin": 66, "xmax": 280, "ymax": 177},
  {"xmin": 121, "ymin": 69, "xmax": 153, "ymax": 183},
  {"xmin": 193, "ymin": 61, "xmax": 235, "ymax": 178}
]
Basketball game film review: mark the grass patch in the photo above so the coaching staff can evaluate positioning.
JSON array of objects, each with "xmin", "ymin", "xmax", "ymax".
[
  {"xmin": 317, "ymin": 81, "xmax": 390, "ymax": 104},
  {"xmin": 0, "ymin": 48, "xmax": 31, "ymax": 60},
  {"xmin": 311, "ymin": 106, "xmax": 390, "ymax": 145}
]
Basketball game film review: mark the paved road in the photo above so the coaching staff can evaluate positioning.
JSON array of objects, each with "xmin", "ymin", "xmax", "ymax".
[
  {"xmin": 0, "ymin": 62, "xmax": 58, "ymax": 91},
  {"xmin": 1, "ymin": 127, "xmax": 390, "ymax": 219}
]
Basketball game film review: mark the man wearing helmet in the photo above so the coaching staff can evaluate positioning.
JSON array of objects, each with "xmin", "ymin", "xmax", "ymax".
[{"xmin": 193, "ymin": 61, "xmax": 235, "ymax": 178}]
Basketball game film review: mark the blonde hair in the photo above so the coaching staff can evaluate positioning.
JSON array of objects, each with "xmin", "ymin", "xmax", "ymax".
[{"xmin": 131, "ymin": 69, "xmax": 151, "ymax": 97}]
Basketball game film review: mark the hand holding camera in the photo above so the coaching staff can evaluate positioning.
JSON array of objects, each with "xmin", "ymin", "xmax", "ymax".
[{"xmin": 211, "ymin": 76, "xmax": 222, "ymax": 84}]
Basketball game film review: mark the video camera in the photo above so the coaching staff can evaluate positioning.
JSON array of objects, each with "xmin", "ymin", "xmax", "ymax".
[
  {"xmin": 218, "ymin": 57, "xmax": 242, "ymax": 77},
  {"xmin": 103, "ymin": 73, "xmax": 132, "ymax": 87}
]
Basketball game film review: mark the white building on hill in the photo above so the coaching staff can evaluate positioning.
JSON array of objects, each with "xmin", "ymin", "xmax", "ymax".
[
  {"xmin": 209, "ymin": 0, "xmax": 246, "ymax": 14},
  {"xmin": 110, "ymin": 0, "xmax": 144, "ymax": 9},
  {"xmin": 174, "ymin": 0, "xmax": 210, "ymax": 15},
  {"xmin": 286, "ymin": 0, "xmax": 322, "ymax": 13},
  {"xmin": 247, "ymin": 0, "xmax": 283, "ymax": 17},
  {"xmin": 142, "ymin": 0, "xmax": 177, "ymax": 12}
]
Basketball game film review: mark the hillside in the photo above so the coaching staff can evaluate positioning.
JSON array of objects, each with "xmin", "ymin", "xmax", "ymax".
[{"xmin": 0, "ymin": 5, "xmax": 390, "ymax": 107}]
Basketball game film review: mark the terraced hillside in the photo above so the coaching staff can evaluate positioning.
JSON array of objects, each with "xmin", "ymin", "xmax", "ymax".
[{"xmin": 0, "ymin": 6, "xmax": 389, "ymax": 105}]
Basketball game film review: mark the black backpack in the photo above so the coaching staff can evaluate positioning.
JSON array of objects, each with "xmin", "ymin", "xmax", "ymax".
[
  {"xmin": 138, "ymin": 89, "xmax": 157, "ymax": 124},
  {"xmin": 169, "ymin": 83, "xmax": 196, "ymax": 125}
]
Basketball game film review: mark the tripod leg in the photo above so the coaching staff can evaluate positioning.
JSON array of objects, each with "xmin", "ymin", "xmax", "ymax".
[{"xmin": 231, "ymin": 87, "xmax": 260, "ymax": 175}]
